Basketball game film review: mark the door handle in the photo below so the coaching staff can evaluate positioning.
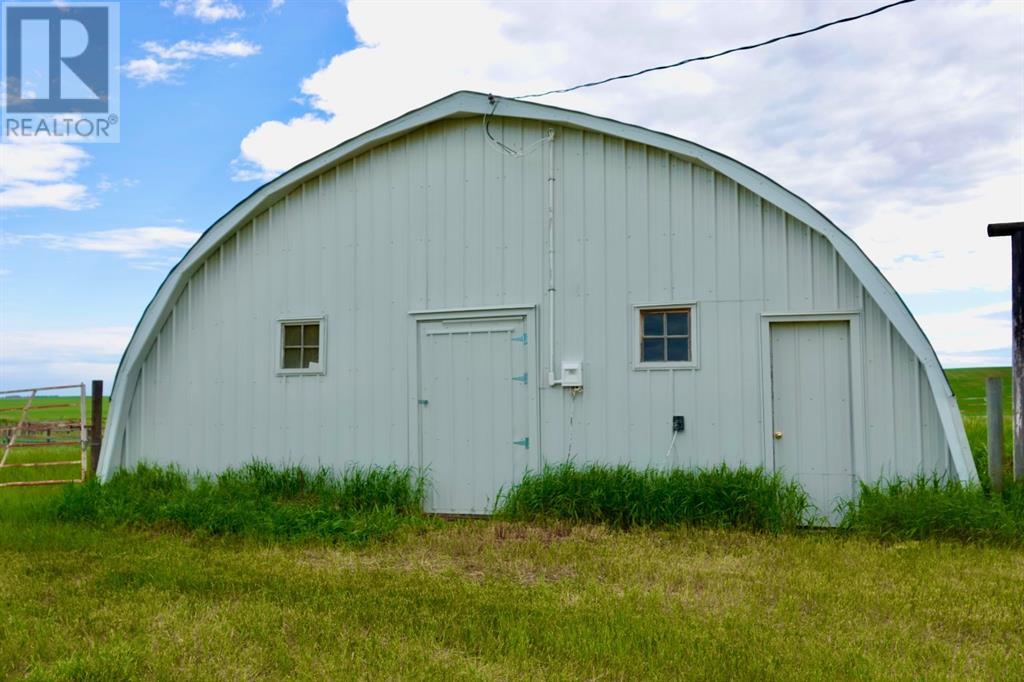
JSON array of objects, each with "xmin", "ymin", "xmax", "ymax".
[{"xmin": 773, "ymin": 431, "xmax": 783, "ymax": 440}]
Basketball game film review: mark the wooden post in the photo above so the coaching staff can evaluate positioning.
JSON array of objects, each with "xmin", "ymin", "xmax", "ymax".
[
  {"xmin": 1014, "ymin": 232, "xmax": 1024, "ymax": 482},
  {"xmin": 89, "ymin": 380, "xmax": 103, "ymax": 477},
  {"xmin": 986, "ymin": 377, "xmax": 1004, "ymax": 493},
  {"xmin": 986, "ymin": 221, "xmax": 1024, "ymax": 481}
]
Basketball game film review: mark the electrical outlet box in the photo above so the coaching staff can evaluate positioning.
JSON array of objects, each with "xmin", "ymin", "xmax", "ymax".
[
  {"xmin": 672, "ymin": 415, "xmax": 685, "ymax": 432},
  {"xmin": 561, "ymin": 361, "xmax": 583, "ymax": 388}
]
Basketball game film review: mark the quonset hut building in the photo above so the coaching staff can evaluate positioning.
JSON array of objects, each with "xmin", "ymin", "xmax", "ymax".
[{"xmin": 98, "ymin": 92, "xmax": 977, "ymax": 518}]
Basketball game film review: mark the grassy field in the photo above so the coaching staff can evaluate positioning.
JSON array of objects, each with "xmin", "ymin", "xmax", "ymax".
[
  {"xmin": 0, "ymin": 395, "xmax": 109, "ymax": 426},
  {"xmin": 0, "ymin": 370, "xmax": 1021, "ymax": 678},
  {"xmin": 947, "ymin": 366, "xmax": 1012, "ymax": 417},
  {"xmin": 2, "ymin": 488, "xmax": 1023, "ymax": 679}
]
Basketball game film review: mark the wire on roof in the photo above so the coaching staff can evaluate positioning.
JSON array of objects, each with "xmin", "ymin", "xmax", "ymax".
[
  {"xmin": 512, "ymin": 0, "xmax": 918, "ymax": 100},
  {"xmin": 484, "ymin": 95, "xmax": 522, "ymax": 156},
  {"xmin": 483, "ymin": 94, "xmax": 553, "ymax": 157}
]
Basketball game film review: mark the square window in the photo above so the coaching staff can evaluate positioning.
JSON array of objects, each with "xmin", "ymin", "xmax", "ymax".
[
  {"xmin": 638, "ymin": 307, "xmax": 692, "ymax": 365},
  {"xmin": 280, "ymin": 319, "xmax": 323, "ymax": 373}
]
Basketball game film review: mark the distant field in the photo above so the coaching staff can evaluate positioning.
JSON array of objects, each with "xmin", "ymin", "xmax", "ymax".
[
  {"xmin": 945, "ymin": 366, "xmax": 1012, "ymax": 417},
  {"xmin": 945, "ymin": 367, "xmax": 1012, "ymax": 486},
  {"xmin": 0, "ymin": 395, "xmax": 109, "ymax": 426}
]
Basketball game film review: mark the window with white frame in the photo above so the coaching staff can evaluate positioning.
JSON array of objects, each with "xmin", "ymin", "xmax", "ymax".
[
  {"xmin": 280, "ymin": 319, "xmax": 323, "ymax": 372},
  {"xmin": 639, "ymin": 307, "xmax": 692, "ymax": 364}
]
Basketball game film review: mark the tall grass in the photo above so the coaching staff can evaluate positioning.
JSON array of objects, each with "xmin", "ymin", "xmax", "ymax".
[
  {"xmin": 54, "ymin": 461, "xmax": 428, "ymax": 543},
  {"xmin": 839, "ymin": 475, "xmax": 1024, "ymax": 545},
  {"xmin": 495, "ymin": 462, "xmax": 812, "ymax": 532}
]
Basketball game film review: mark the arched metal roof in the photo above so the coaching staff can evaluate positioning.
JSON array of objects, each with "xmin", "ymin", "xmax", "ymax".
[{"xmin": 99, "ymin": 91, "xmax": 975, "ymax": 482}]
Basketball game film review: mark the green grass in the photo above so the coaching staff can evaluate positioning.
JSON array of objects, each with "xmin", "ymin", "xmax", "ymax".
[
  {"xmin": 0, "ymin": 450, "xmax": 83, "ymax": 485},
  {"xmin": 945, "ymin": 366, "xmax": 1011, "ymax": 417},
  {"xmin": 946, "ymin": 367, "xmax": 1013, "ymax": 491},
  {"xmin": 0, "ymin": 394, "xmax": 109, "ymax": 426},
  {"xmin": 0, "ymin": 394, "xmax": 108, "ymax": 486},
  {"xmin": 2, "ymin": 489, "xmax": 1023, "ymax": 679},
  {"xmin": 54, "ymin": 461, "xmax": 430, "ymax": 544},
  {"xmin": 840, "ymin": 475, "xmax": 1024, "ymax": 544},
  {"xmin": 961, "ymin": 414, "xmax": 1012, "ymax": 491},
  {"xmin": 497, "ymin": 462, "xmax": 812, "ymax": 531}
]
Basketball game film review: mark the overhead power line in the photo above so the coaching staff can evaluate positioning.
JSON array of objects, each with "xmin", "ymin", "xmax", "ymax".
[{"xmin": 513, "ymin": 0, "xmax": 918, "ymax": 100}]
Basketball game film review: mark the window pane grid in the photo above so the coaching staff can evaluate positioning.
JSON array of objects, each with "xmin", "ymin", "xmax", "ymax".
[
  {"xmin": 640, "ymin": 309, "xmax": 691, "ymax": 363},
  {"xmin": 282, "ymin": 322, "xmax": 321, "ymax": 370}
]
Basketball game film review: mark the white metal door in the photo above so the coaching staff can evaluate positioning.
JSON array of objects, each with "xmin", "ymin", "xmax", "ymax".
[
  {"xmin": 770, "ymin": 321, "xmax": 854, "ymax": 521},
  {"xmin": 418, "ymin": 315, "xmax": 532, "ymax": 514}
]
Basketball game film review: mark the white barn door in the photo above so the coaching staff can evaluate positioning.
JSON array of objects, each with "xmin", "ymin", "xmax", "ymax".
[
  {"xmin": 417, "ymin": 315, "xmax": 532, "ymax": 514},
  {"xmin": 769, "ymin": 321, "xmax": 855, "ymax": 521}
]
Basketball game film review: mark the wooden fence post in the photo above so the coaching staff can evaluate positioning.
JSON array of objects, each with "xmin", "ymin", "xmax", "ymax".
[
  {"xmin": 986, "ymin": 376, "xmax": 1004, "ymax": 493},
  {"xmin": 987, "ymin": 221, "xmax": 1024, "ymax": 481},
  {"xmin": 89, "ymin": 380, "xmax": 103, "ymax": 478}
]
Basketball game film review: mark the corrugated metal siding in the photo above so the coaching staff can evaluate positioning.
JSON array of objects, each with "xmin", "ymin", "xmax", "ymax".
[{"xmin": 120, "ymin": 116, "xmax": 949, "ymax": 482}]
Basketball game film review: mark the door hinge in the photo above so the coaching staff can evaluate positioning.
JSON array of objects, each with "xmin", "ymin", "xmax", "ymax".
[
  {"xmin": 513, "ymin": 437, "xmax": 529, "ymax": 449},
  {"xmin": 512, "ymin": 332, "xmax": 528, "ymax": 345},
  {"xmin": 512, "ymin": 373, "xmax": 528, "ymax": 384}
]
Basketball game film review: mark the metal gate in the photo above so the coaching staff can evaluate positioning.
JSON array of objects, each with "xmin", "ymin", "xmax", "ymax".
[{"xmin": 0, "ymin": 383, "xmax": 88, "ymax": 488}]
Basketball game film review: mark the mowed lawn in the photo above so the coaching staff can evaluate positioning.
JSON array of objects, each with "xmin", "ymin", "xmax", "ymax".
[
  {"xmin": 1, "ymin": 371, "xmax": 1022, "ymax": 679},
  {"xmin": 3, "ymin": 489, "xmax": 1024, "ymax": 679}
]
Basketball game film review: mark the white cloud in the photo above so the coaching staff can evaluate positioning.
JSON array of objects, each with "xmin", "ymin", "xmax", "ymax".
[
  {"xmin": 235, "ymin": 0, "xmax": 1023, "ymax": 199},
  {"xmin": 0, "ymin": 327, "xmax": 132, "ymax": 363},
  {"xmin": 124, "ymin": 35, "xmax": 260, "ymax": 85},
  {"xmin": 234, "ymin": 0, "xmax": 1023, "ymax": 367},
  {"xmin": 5, "ymin": 227, "xmax": 200, "ymax": 266},
  {"xmin": 0, "ymin": 327, "xmax": 132, "ymax": 390},
  {"xmin": 163, "ymin": 0, "xmax": 244, "ymax": 23},
  {"xmin": 0, "ymin": 140, "xmax": 94, "ymax": 210},
  {"xmin": 0, "ymin": 182, "xmax": 94, "ymax": 211},
  {"xmin": 0, "ymin": 141, "xmax": 89, "ymax": 186},
  {"xmin": 854, "ymin": 172, "xmax": 1023, "ymax": 295},
  {"xmin": 122, "ymin": 57, "xmax": 186, "ymax": 85},
  {"xmin": 96, "ymin": 176, "xmax": 140, "ymax": 192},
  {"xmin": 918, "ymin": 302, "xmax": 1010, "ymax": 367},
  {"xmin": 269, "ymin": 0, "xmax": 284, "ymax": 10},
  {"xmin": 142, "ymin": 36, "xmax": 260, "ymax": 61}
]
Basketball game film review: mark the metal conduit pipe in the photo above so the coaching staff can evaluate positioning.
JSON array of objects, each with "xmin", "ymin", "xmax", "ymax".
[{"xmin": 545, "ymin": 128, "xmax": 560, "ymax": 387}]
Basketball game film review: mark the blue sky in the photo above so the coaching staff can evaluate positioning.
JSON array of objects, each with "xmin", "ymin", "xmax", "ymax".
[
  {"xmin": 1, "ymin": 0, "xmax": 1022, "ymax": 390},
  {"xmin": 1, "ymin": 0, "xmax": 357, "ymax": 388}
]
